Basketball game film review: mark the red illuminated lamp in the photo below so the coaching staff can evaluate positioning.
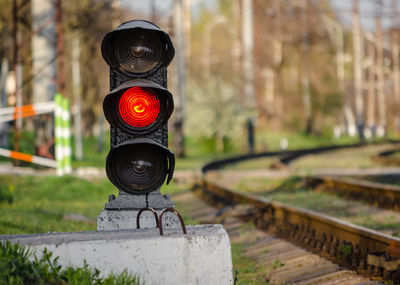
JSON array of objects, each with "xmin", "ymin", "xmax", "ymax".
[
  {"xmin": 119, "ymin": 87, "xmax": 160, "ymax": 128},
  {"xmin": 102, "ymin": 79, "xmax": 173, "ymax": 134}
]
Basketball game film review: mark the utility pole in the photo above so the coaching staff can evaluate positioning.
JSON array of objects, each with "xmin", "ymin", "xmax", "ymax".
[
  {"xmin": 301, "ymin": 0, "xmax": 312, "ymax": 134},
  {"xmin": 241, "ymin": 0, "xmax": 256, "ymax": 108},
  {"xmin": 0, "ymin": 60, "xmax": 9, "ymax": 148},
  {"xmin": 72, "ymin": 37, "xmax": 83, "ymax": 160},
  {"xmin": 16, "ymin": 64, "xmax": 22, "ymax": 130},
  {"xmin": 56, "ymin": 0, "xmax": 66, "ymax": 97},
  {"xmin": 31, "ymin": 0, "xmax": 57, "ymax": 157},
  {"xmin": 173, "ymin": 0, "xmax": 186, "ymax": 157},
  {"xmin": 392, "ymin": 0, "xmax": 400, "ymax": 131},
  {"xmin": 322, "ymin": 15, "xmax": 355, "ymax": 136},
  {"xmin": 367, "ymin": 41, "xmax": 376, "ymax": 136},
  {"xmin": 352, "ymin": 0, "xmax": 364, "ymax": 140},
  {"xmin": 111, "ymin": 0, "xmax": 120, "ymax": 28},
  {"xmin": 233, "ymin": 0, "xmax": 241, "ymax": 76},
  {"xmin": 271, "ymin": 0, "xmax": 283, "ymax": 118},
  {"xmin": 376, "ymin": 5, "xmax": 386, "ymax": 137},
  {"xmin": 184, "ymin": 0, "xmax": 191, "ymax": 58},
  {"xmin": 97, "ymin": 0, "xmax": 121, "ymax": 153},
  {"xmin": 12, "ymin": 0, "xmax": 20, "ymax": 161},
  {"xmin": 151, "ymin": 0, "xmax": 157, "ymax": 23}
]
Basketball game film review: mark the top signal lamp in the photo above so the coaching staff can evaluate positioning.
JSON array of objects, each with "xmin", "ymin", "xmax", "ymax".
[{"xmin": 101, "ymin": 20, "xmax": 174, "ymax": 76}]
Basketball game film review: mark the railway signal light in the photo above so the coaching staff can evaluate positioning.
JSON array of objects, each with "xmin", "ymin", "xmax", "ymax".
[{"xmin": 101, "ymin": 20, "xmax": 175, "ymax": 209}]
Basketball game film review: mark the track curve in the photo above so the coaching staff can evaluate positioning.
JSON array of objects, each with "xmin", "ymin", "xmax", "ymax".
[{"xmin": 195, "ymin": 143, "xmax": 400, "ymax": 282}]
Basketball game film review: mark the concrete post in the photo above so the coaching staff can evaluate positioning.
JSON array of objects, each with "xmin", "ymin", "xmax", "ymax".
[{"xmin": 31, "ymin": 0, "xmax": 57, "ymax": 154}]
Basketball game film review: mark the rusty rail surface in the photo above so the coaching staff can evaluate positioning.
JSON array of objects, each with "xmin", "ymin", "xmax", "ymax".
[
  {"xmin": 306, "ymin": 176, "xmax": 400, "ymax": 212},
  {"xmin": 196, "ymin": 144, "xmax": 400, "ymax": 281},
  {"xmin": 194, "ymin": 177, "xmax": 400, "ymax": 280}
]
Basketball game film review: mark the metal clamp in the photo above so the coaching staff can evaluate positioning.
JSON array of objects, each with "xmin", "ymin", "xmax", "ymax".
[
  {"xmin": 159, "ymin": 208, "xmax": 187, "ymax": 236},
  {"xmin": 136, "ymin": 207, "xmax": 159, "ymax": 229}
]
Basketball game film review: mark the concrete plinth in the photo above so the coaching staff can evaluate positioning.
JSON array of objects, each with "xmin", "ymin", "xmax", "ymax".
[
  {"xmin": 0, "ymin": 224, "xmax": 233, "ymax": 285},
  {"xmin": 97, "ymin": 209, "xmax": 181, "ymax": 230}
]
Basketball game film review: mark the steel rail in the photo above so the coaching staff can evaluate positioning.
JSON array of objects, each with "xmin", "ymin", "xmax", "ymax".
[
  {"xmin": 371, "ymin": 148, "xmax": 400, "ymax": 166},
  {"xmin": 196, "ymin": 144, "xmax": 400, "ymax": 281},
  {"xmin": 202, "ymin": 142, "xmax": 383, "ymax": 172},
  {"xmin": 195, "ymin": 177, "xmax": 400, "ymax": 280},
  {"xmin": 306, "ymin": 175, "xmax": 400, "ymax": 212}
]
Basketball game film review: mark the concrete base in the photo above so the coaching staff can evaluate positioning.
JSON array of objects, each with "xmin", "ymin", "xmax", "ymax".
[
  {"xmin": 97, "ymin": 209, "xmax": 181, "ymax": 231},
  {"xmin": 105, "ymin": 190, "xmax": 174, "ymax": 210},
  {"xmin": 0, "ymin": 224, "xmax": 233, "ymax": 285}
]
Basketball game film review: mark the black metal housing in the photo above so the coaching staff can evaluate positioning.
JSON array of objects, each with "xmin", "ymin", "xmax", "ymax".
[
  {"xmin": 101, "ymin": 20, "xmax": 175, "ymax": 77},
  {"xmin": 101, "ymin": 20, "xmax": 175, "ymax": 197},
  {"xmin": 106, "ymin": 138, "xmax": 175, "ymax": 194}
]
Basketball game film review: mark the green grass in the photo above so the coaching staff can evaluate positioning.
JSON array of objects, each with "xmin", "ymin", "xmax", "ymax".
[
  {"xmin": 291, "ymin": 143, "xmax": 400, "ymax": 172},
  {"xmin": 71, "ymin": 135, "xmax": 109, "ymax": 168},
  {"xmin": 231, "ymin": 243, "xmax": 269, "ymax": 285},
  {"xmin": 0, "ymin": 241, "xmax": 141, "ymax": 285},
  {"xmin": 225, "ymin": 157, "xmax": 279, "ymax": 170},
  {"xmin": 388, "ymin": 151, "xmax": 400, "ymax": 159},
  {"xmin": 0, "ymin": 175, "xmax": 117, "ymax": 234},
  {"xmin": 235, "ymin": 177, "xmax": 293, "ymax": 194},
  {"xmin": 0, "ymin": 171, "xmax": 198, "ymax": 235},
  {"xmin": 355, "ymin": 174, "xmax": 400, "ymax": 187},
  {"xmin": 254, "ymin": 129, "xmax": 361, "ymax": 152}
]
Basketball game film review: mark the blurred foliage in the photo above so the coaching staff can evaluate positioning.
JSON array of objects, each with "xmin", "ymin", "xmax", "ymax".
[
  {"xmin": 185, "ymin": 78, "xmax": 250, "ymax": 153},
  {"xmin": 1, "ymin": 0, "xmax": 398, "ymax": 157},
  {"xmin": 189, "ymin": 0, "xmax": 343, "ymax": 140},
  {"xmin": 0, "ymin": 0, "xmax": 114, "ymax": 137}
]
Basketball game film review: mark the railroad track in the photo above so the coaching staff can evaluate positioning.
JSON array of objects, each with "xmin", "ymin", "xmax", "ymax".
[
  {"xmin": 204, "ymin": 141, "xmax": 400, "ymax": 174},
  {"xmin": 175, "ymin": 190, "xmax": 375, "ymax": 284},
  {"xmin": 372, "ymin": 148, "xmax": 400, "ymax": 166},
  {"xmin": 193, "ymin": 146, "xmax": 400, "ymax": 282},
  {"xmin": 202, "ymin": 143, "xmax": 364, "ymax": 172},
  {"xmin": 306, "ymin": 175, "xmax": 400, "ymax": 212}
]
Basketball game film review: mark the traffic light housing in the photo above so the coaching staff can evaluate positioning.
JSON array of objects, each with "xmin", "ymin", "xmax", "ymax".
[{"xmin": 101, "ymin": 20, "xmax": 175, "ymax": 210}]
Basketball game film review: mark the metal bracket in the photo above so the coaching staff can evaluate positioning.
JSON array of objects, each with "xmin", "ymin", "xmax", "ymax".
[
  {"xmin": 159, "ymin": 208, "xmax": 187, "ymax": 236},
  {"xmin": 136, "ymin": 207, "xmax": 187, "ymax": 236},
  {"xmin": 136, "ymin": 207, "xmax": 159, "ymax": 229}
]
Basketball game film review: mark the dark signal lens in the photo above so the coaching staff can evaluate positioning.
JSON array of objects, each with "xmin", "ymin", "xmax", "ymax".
[
  {"xmin": 119, "ymin": 87, "xmax": 160, "ymax": 128},
  {"xmin": 112, "ymin": 144, "xmax": 167, "ymax": 193},
  {"xmin": 115, "ymin": 30, "xmax": 163, "ymax": 74}
]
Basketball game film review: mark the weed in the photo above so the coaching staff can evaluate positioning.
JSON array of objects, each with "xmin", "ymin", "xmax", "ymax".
[{"xmin": 272, "ymin": 260, "xmax": 285, "ymax": 269}]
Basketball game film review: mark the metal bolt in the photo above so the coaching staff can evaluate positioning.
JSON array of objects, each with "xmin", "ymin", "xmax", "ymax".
[{"xmin": 108, "ymin": 194, "xmax": 116, "ymax": 202}]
